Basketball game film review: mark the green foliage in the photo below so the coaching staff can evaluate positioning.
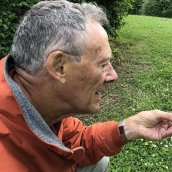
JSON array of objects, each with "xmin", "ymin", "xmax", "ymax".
[
  {"xmin": 129, "ymin": 0, "xmax": 145, "ymax": 14},
  {"xmin": 143, "ymin": 0, "xmax": 172, "ymax": 18},
  {"xmin": 0, "ymin": 0, "xmax": 39, "ymax": 58}
]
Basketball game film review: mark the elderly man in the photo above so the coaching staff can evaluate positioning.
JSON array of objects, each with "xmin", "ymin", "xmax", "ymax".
[{"xmin": 0, "ymin": 1, "xmax": 172, "ymax": 172}]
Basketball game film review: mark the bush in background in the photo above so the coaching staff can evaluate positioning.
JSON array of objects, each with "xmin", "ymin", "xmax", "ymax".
[
  {"xmin": 129, "ymin": 0, "xmax": 145, "ymax": 14},
  {"xmin": 142, "ymin": 0, "xmax": 172, "ymax": 18},
  {"xmin": 0, "ymin": 0, "xmax": 39, "ymax": 58},
  {"xmin": 0, "ymin": 0, "xmax": 133, "ymax": 58},
  {"xmin": 94, "ymin": 0, "xmax": 133, "ymax": 36}
]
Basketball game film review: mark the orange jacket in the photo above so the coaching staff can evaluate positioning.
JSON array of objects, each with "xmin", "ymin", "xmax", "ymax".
[{"xmin": 0, "ymin": 56, "xmax": 124, "ymax": 172}]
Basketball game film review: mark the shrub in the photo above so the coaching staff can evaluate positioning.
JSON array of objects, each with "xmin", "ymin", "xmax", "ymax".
[
  {"xmin": 129, "ymin": 0, "xmax": 145, "ymax": 14},
  {"xmin": 0, "ymin": 0, "xmax": 38, "ymax": 58},
  {"xmin": 143, "ymin": 0, "xmax": 172, "ymax": 18}
]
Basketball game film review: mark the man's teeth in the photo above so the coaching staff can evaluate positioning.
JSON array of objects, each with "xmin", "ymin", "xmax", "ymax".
[{"xmin": 96, "ymin": 92, "xmax": 101, "ymax": 95}]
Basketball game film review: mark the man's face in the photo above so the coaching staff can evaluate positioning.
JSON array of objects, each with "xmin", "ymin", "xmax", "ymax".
[{"xmin": 61, "ymin": 20, "xmax": 118, "ymax": 114}]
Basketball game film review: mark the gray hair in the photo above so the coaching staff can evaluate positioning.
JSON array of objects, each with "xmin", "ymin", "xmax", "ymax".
[{"xmin": 11, "ymin": 0, "xmax": 108, "ymax": 74}]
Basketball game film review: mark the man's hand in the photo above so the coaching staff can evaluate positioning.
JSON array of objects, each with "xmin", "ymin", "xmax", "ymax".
[{"xmin": 124, "ymin": 110, "xmax": 172, "ymax": 141}]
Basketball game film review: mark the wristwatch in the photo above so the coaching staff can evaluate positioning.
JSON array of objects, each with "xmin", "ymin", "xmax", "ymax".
[{"xmin": 118, "ymin": 120, "xmax": 128, "ymax": 144}]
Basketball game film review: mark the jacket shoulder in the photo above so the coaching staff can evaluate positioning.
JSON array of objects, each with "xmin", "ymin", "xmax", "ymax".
[{"xmin": 0, "ymin": 57, "xmax": 7, "ymax": 81}]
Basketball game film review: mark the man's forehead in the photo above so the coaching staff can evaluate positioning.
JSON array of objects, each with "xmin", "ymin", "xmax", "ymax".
[
  {"xmin": 85, "ymin": 22, "xmax": 110, "ymax": 51},
  {"xmin": 86, "ymin": 19, "xmax": 108, "ymax": 40}
]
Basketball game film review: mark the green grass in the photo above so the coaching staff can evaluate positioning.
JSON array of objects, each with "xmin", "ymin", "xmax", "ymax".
[{"xmin": 107, "ymin": 15, "xmax": 172, "ymax": 171}]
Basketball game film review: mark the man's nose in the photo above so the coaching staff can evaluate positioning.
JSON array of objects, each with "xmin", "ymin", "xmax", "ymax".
[{"xmin": 105, "ymin": 64, "xmax": 118, "ymax": 82}]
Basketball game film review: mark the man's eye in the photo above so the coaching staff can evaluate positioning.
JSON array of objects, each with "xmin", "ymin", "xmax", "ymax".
[
  {"xmin": 101, "ymin": 60, "xmax": 111, "ymax": 68},
  {"xmin": 101, "ymin": 63, "xmax": 108, "ymax": 68}
]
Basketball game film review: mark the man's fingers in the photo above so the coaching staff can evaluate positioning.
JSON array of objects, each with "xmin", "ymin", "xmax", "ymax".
[
  {"xmin": 162, "ymin": 113, "xmax": 172, "ymax": 121},
  {"xmin": 161, "ymin": 128, "xmax": 172, "ymax": 139},
  {"xmin": 156, "ymin": 111, "xmax": 172, "ymax": 121}
]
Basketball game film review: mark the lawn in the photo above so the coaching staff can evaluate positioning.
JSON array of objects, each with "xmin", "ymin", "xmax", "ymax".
[{"xmin": 101, "ymin": 15, "xmax": 172, "ymax": 171}]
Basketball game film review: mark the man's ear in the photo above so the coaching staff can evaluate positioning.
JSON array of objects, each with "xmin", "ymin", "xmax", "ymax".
[{"xmin": 46, "ymin": 51, "xmax": 67, "ymax": 83}]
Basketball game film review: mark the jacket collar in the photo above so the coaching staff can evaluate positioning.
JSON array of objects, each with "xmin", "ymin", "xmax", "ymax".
[{"xmin": 4, "ymin": 55, "xmax": 70, "ymax": 152}]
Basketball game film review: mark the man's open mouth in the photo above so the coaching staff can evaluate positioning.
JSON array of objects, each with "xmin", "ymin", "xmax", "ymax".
[
  {"xmin": 95, "ymin": 91, "xmax": 101, "ymax": 95},
  {"xmin": 95, "ymin": 91, "xmax": 102, "ymax": 99}
]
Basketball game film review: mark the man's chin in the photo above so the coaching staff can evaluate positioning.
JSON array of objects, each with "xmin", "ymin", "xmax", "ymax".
[
  {"xmin": 74, "ymin": 103, "xmax": 101, "ymax": 114},
  {"xmin": 88, "ymin": 104, "xmax": 101, "ymax": 114}
]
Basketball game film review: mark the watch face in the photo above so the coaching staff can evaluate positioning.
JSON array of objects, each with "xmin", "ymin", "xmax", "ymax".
[
  {"xmin": 119, "ymin": 122, "xmax": 128, "ymax": 143},
  {"xmin": 119, "ymin": 125, "xmax": 125, "ymax": 134}
]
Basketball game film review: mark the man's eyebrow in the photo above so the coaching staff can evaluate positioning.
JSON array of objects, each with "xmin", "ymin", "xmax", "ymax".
[{"xmin": 98, "ymin": 57, "xmax": 112, "ymax": 63}]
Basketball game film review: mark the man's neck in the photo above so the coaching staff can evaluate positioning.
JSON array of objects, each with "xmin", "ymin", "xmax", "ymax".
[{"xmin": 13, "ymin": 68, "xmax": 74, "ymax": 125}]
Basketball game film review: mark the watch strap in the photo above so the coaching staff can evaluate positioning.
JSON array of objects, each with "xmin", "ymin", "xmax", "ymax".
[{"xmin": 118, "ymin": 120, "xmax": 128, "ymax": 144}]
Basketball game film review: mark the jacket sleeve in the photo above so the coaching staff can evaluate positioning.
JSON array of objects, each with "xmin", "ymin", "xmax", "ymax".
[{"xmin": 57, "ymin": 116, "xmax": 125, "ymax": 167}]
